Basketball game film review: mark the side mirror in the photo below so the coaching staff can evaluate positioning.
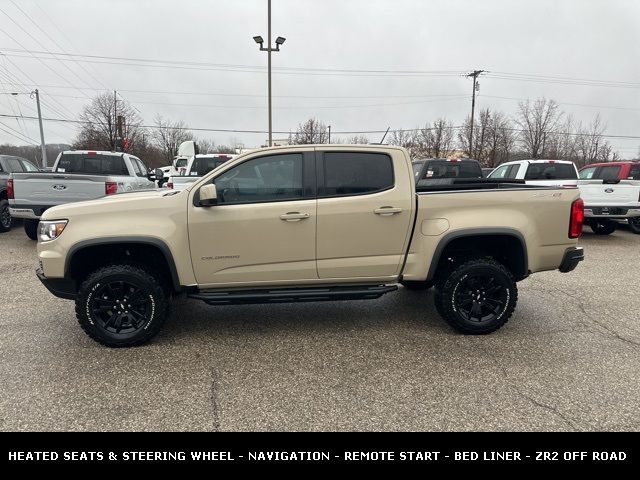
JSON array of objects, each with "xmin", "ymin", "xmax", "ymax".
[
  {"xmin": 199, "ymin": 183, "xmax": 217, "ymax": 206},
  {"xmin": 147, "ymin": 168, "xmax": 164, "ymax": 182}
]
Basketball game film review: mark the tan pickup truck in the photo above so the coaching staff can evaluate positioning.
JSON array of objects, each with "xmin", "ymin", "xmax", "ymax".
[{"xmin": 35, "ymin": 145, "xmax": 585, "ymax": 347}]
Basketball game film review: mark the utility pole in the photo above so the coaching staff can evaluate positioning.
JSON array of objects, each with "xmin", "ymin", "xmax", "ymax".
[
  {"xmin": 113, "ymin": 90, "xmax": 118, "ymax": 151},
  {"xmin": 328, "ymin": 125, "xmax": 331, "ymax": 143},
  {"xmin": 466, "ymin": 70, "xmax": 484, "ymax": 157},
  {"xmin": 33, "ymin": 89, "xmax": 47, "ymax": 168}
]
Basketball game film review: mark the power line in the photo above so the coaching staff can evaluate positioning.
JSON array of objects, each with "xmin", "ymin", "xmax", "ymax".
[
  {"xmin": 8, "ymin": 0, "xmax": 109, "ymax": 90},
  {"xmin": 2, "ymin": 112, "xmax": 639, "ymax": 139}
]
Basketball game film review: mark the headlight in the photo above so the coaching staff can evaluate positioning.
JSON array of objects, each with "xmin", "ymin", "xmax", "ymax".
[{"xmin": 38, "ymin": 220, "xmax": 68, "ymax": 242}]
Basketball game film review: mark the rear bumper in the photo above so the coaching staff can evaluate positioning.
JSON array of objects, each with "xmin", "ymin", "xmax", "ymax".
[
  {"xmin": 36, "ymin": 266, "xmax": 76, "ymax": 300},
  {"xmin": 584, "ymin": 206, "xmax": 640, "ymax": 219},
  {"xmin": 558, "ymin": 247, "xmax": 584, "ymax": 273}
]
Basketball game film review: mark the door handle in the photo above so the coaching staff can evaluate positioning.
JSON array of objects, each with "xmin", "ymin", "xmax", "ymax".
[
  {"xmin": 374, "ymin": 206, "xmax": 402, "ymax": 216},
  {"xmin": 280, "ymin": 212, "xmax": 310, "ymax": 222}
]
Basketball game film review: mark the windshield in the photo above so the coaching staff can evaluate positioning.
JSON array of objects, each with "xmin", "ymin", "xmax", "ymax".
[{"xmin": 524, "ymin": 162, "xmax": 577, "ymax": 180}]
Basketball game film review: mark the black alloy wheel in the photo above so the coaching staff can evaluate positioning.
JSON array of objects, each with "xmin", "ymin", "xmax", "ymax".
[
  {"xmin": 89, "ymin": 280, "xmax": 152, "ymax": 335},
  {"xmin": 628, "ymin": 217, "xmax": 640, "ymax": 235},
  {"xmin": 453, "ymin": 274, "xmax": 509, "ymax": 324},
  {"xmin": 589, "ymin": 220, "xmax": 617, "ymax": 235}
]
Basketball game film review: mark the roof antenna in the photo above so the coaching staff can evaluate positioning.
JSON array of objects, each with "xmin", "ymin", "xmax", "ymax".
[{"xmin": 379, "ymin": 127, "xmax": 390, "ymax": 144}]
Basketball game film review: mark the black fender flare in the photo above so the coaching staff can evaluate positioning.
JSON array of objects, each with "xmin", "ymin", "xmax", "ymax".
[
  {"xmin": 64, "ymin": 236, "xmax": 182, "ymax": 292},
  {"xmin": 425, "ymin": 228, "xmax": 529, "ymax": 281}
]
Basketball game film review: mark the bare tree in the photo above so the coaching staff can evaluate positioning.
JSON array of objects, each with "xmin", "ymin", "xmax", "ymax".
[
  {"xmin": 515, "ymin": 98, "xmax": 562, "ymax": 158},
  {"xmin": 485, "ymin": 111, "xmax": 513, "ymax": 167},
  {"xmin": 151, "ymin": 114, "xmax": 194, "ymax": 161},
  {"xmin": 73, "ymin": 92, "xmax": 143, "ymax": 153},
  {"xmin": 346, "ymin": 134, "xmax": 369, "ymax": 144},
  {"xmin": 420, "ymin": 118, "xmax": 454, "ymax": 158},
  {"xmin": 387, "ymin": 129, "xmax": 420, "ymax": 159},
  {"xmin": 196, "ymin": 138, "xmax": 216, "ymax": 154},
  {"xmin": 573, "ymin": 114, "xmax": 610, "ymax": 166},
  {"xmin": 290, "ymin": 118, "xmax": 328, "ymax": 144}
]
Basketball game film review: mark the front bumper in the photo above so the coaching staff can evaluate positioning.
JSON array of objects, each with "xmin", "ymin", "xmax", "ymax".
[
  {"xmin": 558, "ymin": 247, "xmax": 584, "ymax": 273},
  {"xmin": 36, "ymin": 266, "xmax": 76, "ymax": 300}
]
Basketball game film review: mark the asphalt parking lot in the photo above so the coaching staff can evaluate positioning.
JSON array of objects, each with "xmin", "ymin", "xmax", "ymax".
[{"xmin": 0, "ymin": 224, "xmax": 638, "ymax": 432}]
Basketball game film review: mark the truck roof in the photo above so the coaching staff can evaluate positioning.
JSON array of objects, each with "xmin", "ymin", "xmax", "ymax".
[
  {"xmin": 579, "ymin": 160, "xmax": 640, "ymax": 169},
  {"xmin": 61, "ymin": 150, "xmax": 124, "ymax": 156},
  {"xmin": 506, "ymin": 159, "xmax": 575, "ymax": 165}
]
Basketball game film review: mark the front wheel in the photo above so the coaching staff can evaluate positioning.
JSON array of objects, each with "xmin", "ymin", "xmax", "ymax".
[
  {"xmin": 75, "ymin": 264, "xmax": 169, "ymax": 347},
  {"xmin": 24, "ymin": 219, "xmax": 38, "ymax": 240},
  {"xmin": 434, "ymin": 258, "xmax": 517, "ymax": 334},
  {"xmin": 0, "ymin": 199, "xmax": 12, "ymax": 232},
  {"xmin": 628, "ymin": 217, "xmax": 640, "ymax": 235},
  {"xmin": 589, "ymin": 220, "xmax": 617, "ymax": 235}
]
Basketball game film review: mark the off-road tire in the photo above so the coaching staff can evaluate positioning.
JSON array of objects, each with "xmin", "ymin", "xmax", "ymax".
[
  {"xmin": 400, "ymin": 280, "xmax": 434, "ymax": 290},
  {"xmin": 23, "ymin": 219, "xmax": 38, "ymax": 240},
  {"xmin": 589, "ymin": 220, "xmax": 617, "ymax": 235},
  {"xmin": 75, "ymin": 264, "xmax": 169, "ymax": 347},
  {"xmin": 628, "ymin": 217, "xmax": 640, "ymax": 235},
  {"xmin": 434, "ymin": 258, "xmax": 517, "ymax": 335},
  {"xmin": 0, "ymin": 199, "xmax": 11, "ymax": 232}
]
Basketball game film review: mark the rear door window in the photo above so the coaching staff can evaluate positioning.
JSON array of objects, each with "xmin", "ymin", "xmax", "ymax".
[
  {"xmin": 524, "ymin": 162, "xmax": 577, "ymax": 180},
  {"xmin": 629, "ymin": 166, "xmax": 640, "ymax": 180},
  {"xmin": 321, "ymin": 152, "xmax": 394, "ymax": 196},
  {"xmin": 5, "ymin": 158, "xmax": 24, "ymax": 173}
]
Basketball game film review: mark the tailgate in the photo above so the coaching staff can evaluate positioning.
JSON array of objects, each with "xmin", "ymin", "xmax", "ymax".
[
  {"xmin": 578, "ymin": 180, "xmax": 640, "ymax": 206},
  {"xmin": 10, "ymin": 173, "xmax": 107, "ymax": 207}
]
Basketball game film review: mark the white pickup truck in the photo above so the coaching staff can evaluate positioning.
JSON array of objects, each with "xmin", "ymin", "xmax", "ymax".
[
  {"xmin": 578, "ymin": 179, "xmax": 640, "ymax": 235},
  {"xmin": 8, "ymin": 150, "xmax": 159, "ymax": 239},
  {"xmin": 166, "ymin": 142, "xmax": 235, "ymax": 191}
]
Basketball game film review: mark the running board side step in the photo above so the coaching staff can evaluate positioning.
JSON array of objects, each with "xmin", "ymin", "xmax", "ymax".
[{"xmin": 188, "ymin": 284, "xmax": 398, "ymax": 305}]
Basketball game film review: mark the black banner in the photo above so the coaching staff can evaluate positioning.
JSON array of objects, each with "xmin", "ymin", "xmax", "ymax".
[{"xmin": 1, "ymin": 432, "xmax": 636, "ymax": 470}]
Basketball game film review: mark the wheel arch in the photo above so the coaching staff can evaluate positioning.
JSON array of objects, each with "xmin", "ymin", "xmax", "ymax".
[
  {"xmin": 426, "ymin": 228, "xmax": 529, "ymax": 282},
  {"xmin": 65, "ymin": 237, "xmax": 181, "ymax": 292}
]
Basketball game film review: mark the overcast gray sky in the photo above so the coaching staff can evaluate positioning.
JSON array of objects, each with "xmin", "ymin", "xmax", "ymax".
[{"xmin": 0, "ymin": 0, "xmax": 638, "ymax": 156}]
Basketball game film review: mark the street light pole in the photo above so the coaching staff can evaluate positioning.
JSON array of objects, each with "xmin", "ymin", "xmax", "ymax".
[
  {"xmin": 253, "ymin": 0, "xmax": 285, "ymax": 147},
  {"xmin": 33, "ymin": 89, "xmax": 47, "ymax": 168}
]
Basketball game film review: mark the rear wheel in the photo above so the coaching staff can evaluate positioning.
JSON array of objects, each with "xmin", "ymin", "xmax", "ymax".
[
  {"xmin": 628, "ymin": 217, "xmax": 640, "ymax": 234},
  {"xmin": 0, "ymin": 199, "xmax": 11, "ymax": 232},
  {"xmin": 589, "ymin": 220, "xmax": 617, "ymax": 235},
  {"xmin": 75, "ymin": 264, "xmax": 169, "ymax": 347},
  {"xmin": 434, "ymin": 258, "xmax": 517, "ymax": 334},
  {"xmin": 24, "ymin": 219, "xmax": 38, "ymax": 240}
]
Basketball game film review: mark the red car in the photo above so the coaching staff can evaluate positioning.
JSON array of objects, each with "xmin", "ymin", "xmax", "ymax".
[{"xmin": 579, "ymin": 161, "xmax": 640, "ymax": 234}]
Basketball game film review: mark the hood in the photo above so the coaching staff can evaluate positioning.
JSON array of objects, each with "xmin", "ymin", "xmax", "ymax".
[{"xmin": 41, "ymin": 189, "xmax": 183, "ymax": 220}]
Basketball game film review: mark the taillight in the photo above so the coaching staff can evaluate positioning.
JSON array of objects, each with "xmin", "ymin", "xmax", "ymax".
[
  {"xmin": 167, "ymin": 181, "xmax": 173, "ymax": 189},
  {"xmin": 105, "ymin": 182, "xmax": 118, "ymax": 195},
  {"xmin": 7, "ymin": 179, "xmax": 14, "ymax": 199},
  {"xmin": 569, "ymin": 198, "xmax": 584, "ymax": 238}
]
